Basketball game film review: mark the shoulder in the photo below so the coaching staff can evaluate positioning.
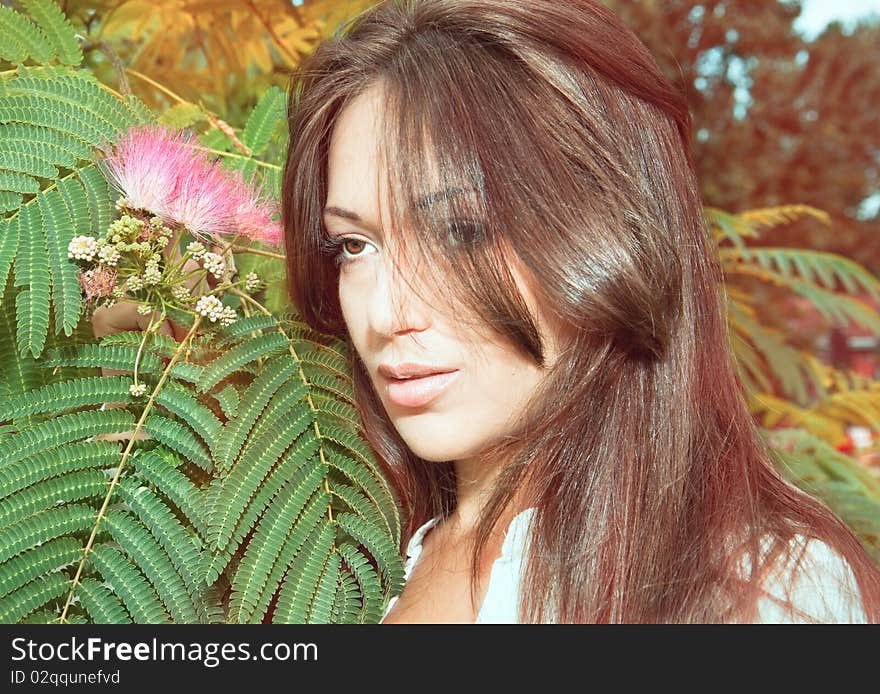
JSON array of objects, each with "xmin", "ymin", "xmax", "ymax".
[{"xmin": 752, "ymin": 534, "xmax": 867, "ymax": 624}]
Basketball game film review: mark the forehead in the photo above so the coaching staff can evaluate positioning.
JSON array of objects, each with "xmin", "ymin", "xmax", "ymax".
[{"xmin": 325, "ymin": 86, "xmax": 390, "ymax": 229}]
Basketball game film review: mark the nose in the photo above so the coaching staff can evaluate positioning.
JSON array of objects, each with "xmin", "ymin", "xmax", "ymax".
[{"xmin": 366, "ymin": 251, "xmax": 432, "ymax": 339}]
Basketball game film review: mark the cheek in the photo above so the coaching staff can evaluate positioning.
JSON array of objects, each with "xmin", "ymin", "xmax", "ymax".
[
  {"xmin": 337, "ymin": 276, "xmax": 360, "ymax": 332},
  {"xmin": 479, "ymin": 359, "xmax": 530, "ymax": 407}
]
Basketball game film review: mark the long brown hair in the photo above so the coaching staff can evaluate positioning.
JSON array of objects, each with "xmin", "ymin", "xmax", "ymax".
[{"xmin": 282, "ymin": 0, "xmax": 880, "ymax": 622}]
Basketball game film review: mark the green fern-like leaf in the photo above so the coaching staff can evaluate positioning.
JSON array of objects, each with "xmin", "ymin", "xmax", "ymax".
[
  {"xmin": 272, "ymin": 516, "xmax": 335, "ymax": 623},
  {"xmin": 76, "ymin": 577, "xmax": 132, "ymax": 624},
  {"xmin": 0, "ymin": 169, "xmax": 40, "ymax": 194},
  {"xmin": 330, "ymin": 482, "xmax": 391, "ymax": 544},
  {"xmin": 154, "ymin": 381, "xmax": 222, "ymax": 448},
  {"xmin": 197, "ymin": 331, "xmax": 289, "ymax": 392},
  {"xmin": 227, "ymin": 465, "xmax": 327, "ymax": 623},
  {"xmin": 208, "ymin": 401, "xmax": 312, "ymax": 552},
  {"xmin": 308, "ymin": 550, "xmax": 341, "ymax": 624},
  {"xmin": 0, "ymin": 124, "xmax": 91, "ymax": 169},
  {"xmin": 241, "ymin": 86, "xmax": 286, "ymax": 157},
  {"xmin": 0, "ymin": 5, "xmax": 52, "ymax": 64},
  {"xmin": 216, "ymin": 356, "xmax": 298, "ymax": 469},
  {"xmin": 324, "ymin": 450, "xmax": 399, "ymax": 542},
  {"xmin": 0, "ymin": 190, "xmax": 22, "ymax": 212},
  {"xmin": 114, "ymin": 477, "xmax": 208, "ymax": 611},
  {"xmin": 336, "ymin": 511, "xmax": 405, "ymax": 594},
  {"xmin": 43, "ymin": 343, "xmax": 163, "ymax": 373},
  {"xmin": 0, "ymin": 146, "xmax": 58, "ymax": 179},
  {"xmin": 201, "ymin": 430, "xmax": 321, "ymax": 584},
  {"xmin": 0, "ymin": 217, "xmax": 20, "ymax": 304},
  {"xmin": 0, "ymin": 469, "xmax": 107, "ymax": 528},
  {"xmin": 86, "ymin": 543, "xmax": 171, "ymax": 624},
  {"xmin": 0, "ymin": 536, "xmax": 81, "ymax": 600},
  {"xmin": 102, "ymin": 508, "xmax": 201, "ymax": 623},
  {"xmin": 213, "ymin": 383, "xmax": 240, "ymax": 419},
  {"xmin": 143, "ymin": 414, "xmax": 213, "ymax": 473},
  {"xmin": 0, "ymin": 440, "xmax": 119, "ymax": 498},
  {"xmin": 19, "ymin": 0, "xmax": 83, "ymax": 66},
  {"xmin": 0, "ymin": 67, "xmax": 132, "ymax": 146},
  {"xmin": 307, "ymin": 371, "xmax": 356, "ymax": 404},
  {"xmin": 13, "ymin": 201, "xmax": 50, "ymax": 358},
  {"xmin": 217, "ymin": 314, "xmax": 279, "ymax": 341},
  {"xmin": 337, "ymin": 542, "xmax": 384, "ymax": 623},
  {"xmin": 0, "ymin": 571, "xmax": 70, "ymax": 623},
  {"xmin": 0, "ymin": 375, "xmax": 132, "ymax": 420},
  {"xmin": 0, "ymin": 409, "xmax": 135, "ymax": 467},
  {"xmin": 77, "ymin": 165, "xmax": 114, "ymax": 234},
  {"xmin": 129, "ymin": 449, "xmax": 208, "ymax": 537},
  {"xmin": 0, "ymin": 503, "xmax": 95, "ymax": 564},
  {"xmin": 39, "ymin": 187, "xmax": 83, "ymax": 335},
  {"xmin": 314, "ymin": 398, "xmax": 363, "ymax": 433}
]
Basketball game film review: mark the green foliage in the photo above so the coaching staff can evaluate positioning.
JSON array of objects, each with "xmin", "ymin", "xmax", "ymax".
[
  {"xmin": 242, "ymin": 86, "xmax": 287, "ymax": 157},
  {"xmin": 711, "ymin": 206, "xmax": 880, "ymax": 562},
  {"xmin": 0, "ymin": 312, "xmax": 404, "ymax": 624},
  {"xmin": 769, "ymin": 429, "xmax": 880, "ymax": 563},
  {"xmin": 0, "ymin": 1, "xmax": 403, "ymax": 624}
]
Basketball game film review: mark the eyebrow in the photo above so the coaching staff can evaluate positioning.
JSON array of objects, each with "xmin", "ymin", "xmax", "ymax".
[{"xmin": 323, "ymin": 186, "xmax": 472, "ymax": 226}]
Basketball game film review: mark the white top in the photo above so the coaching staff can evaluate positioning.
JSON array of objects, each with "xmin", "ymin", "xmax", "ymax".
[{"xmin": 380, "ymin": 507, "xmax": 868, "ymax": 623}]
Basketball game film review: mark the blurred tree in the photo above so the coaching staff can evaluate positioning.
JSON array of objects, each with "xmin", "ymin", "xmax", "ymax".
[
  {"xmin": 64, "ymin": 0, "xmax": 376, "ymax": 124},
  {"xmin": 604, "ymin": 0, "xmax": 880, "ymax": 275}
]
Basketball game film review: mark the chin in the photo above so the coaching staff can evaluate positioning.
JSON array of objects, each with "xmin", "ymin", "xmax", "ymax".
[{"xmin": 393, "ymin": 421, "xmax": 474, "ymax": 462}]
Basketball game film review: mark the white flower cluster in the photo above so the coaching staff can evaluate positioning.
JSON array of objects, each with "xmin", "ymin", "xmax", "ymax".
[
  {"xmin": 245, "ymin": 272, "xmax": 260, "ymax": 292},
  {"xmin": 218, "ymin": 305, "xmax": 237, "ymax": 326},
  {"xmin": 129, "ymin": 383, "xmax": 147, "ymax": 397},
  {"xmin": 97, "ymin": 242, "xmax": 121, "ymax": 267},
  {"xmin": 126, "ymin": 275, "xmax": 144, "ymax": 292},
  {"xmin": 68, "ymin": 235, "xmax": 98, "ymax": 261},
  {"xmin": 144, "ymin": 258, "xmax": 162, "ymax": 286},
  {"xmin": 136, "ymin": 304, "xmax": 152, "ymax": 316},
  {"xmin": 202, "ymin": 252, "xmax": 226, "ymax": 279},
  {"xmin": 186, "ymin": 241, "xmax": 206, "ymax": 260},
  {"xmin": 195, "ymin": 295, "xmax": 237, "ymax": 325},
  {"xmin": 171, "ymin": 285, "xmax": 191, "ymax": 303},
  {"xmin": 109, "ymin": 214, "xmax": 145, "ymax": 240},
  {"xmin": 115, "ymin": 197, "xmax": 133, "ymax": 212}
]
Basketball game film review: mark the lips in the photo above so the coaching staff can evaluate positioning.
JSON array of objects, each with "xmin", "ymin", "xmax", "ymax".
[{"xmin": 382, "ymin": 369, "xmax": 461, "ymax": 408}]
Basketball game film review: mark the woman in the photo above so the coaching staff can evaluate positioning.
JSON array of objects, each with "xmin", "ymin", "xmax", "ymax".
[{"xmin": 282, "ymin": 0, "xmax": 880, "ymax": 622}]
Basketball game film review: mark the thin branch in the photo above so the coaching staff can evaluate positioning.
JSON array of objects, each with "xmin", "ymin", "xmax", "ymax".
[
  {"xmin": 231, "ymin": 246, "xmax": 286, "ymax": 259},
  {"xmin": 230, "ymin": 288, "xmax": 335, "ymax": 524},
  {"xmin": 126, "ymin": 68, "xmax": 188, "ymax": 105},
  {"xmin": 82, "ymin": 38, "xmax": 132, "ymax": 96},
  {"xmin": 58, "ymin": 315, "xmax": 204, "ymax": 624}
]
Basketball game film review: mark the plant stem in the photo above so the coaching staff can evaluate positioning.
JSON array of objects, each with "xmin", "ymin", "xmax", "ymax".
[
  {"xmin": 188, "ymin": 144, "xmax": 282, "ymax": 170},
  {"xmin": 125, "ymin": 68, "xmax": 188, "ymax": 105},
  {"xmin": 230, "ymin": 288, "xmax": 335, "ymax": 523},
  {"xmin": 231, "ymin": 246, "xmax": 286, "ymax": 260},
  {"xmin": 57, "ymin": 315, "xmax": 204, "ymax": 624}
]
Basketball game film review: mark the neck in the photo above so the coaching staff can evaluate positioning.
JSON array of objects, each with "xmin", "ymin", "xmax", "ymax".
[{"xmin": 446, "ymin": 452, "xmax": 529, "ymax": 535}]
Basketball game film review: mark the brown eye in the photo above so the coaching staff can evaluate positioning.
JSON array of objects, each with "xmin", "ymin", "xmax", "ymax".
[{"xmin": 343, "ymin": 238, "xmax": 366, "ymax": 256}]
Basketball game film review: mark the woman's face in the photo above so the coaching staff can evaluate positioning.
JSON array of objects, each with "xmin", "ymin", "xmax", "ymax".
[{"xmin": 324, "ymin": 84, "xmax": 564, "ymax": 463}]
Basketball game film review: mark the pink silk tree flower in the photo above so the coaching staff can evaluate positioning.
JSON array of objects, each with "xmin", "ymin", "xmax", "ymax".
[
  {"xmin": 78, "ymin": 266, "xmax": 118, "ymax": 303},
  {"xmin": 162, "ymin": 155, "xmax": 240, "ymax": 240},
  {"xmin": 230, "ymin": 176, "xmax": 283, "ymax": 246},
  {"xmin": 99, "ymin": 126, "xmax": 199, "ymax": 224},
  {"xmin": 99, "ymin": 125, "xmax": 279, "ymax": 244}
]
